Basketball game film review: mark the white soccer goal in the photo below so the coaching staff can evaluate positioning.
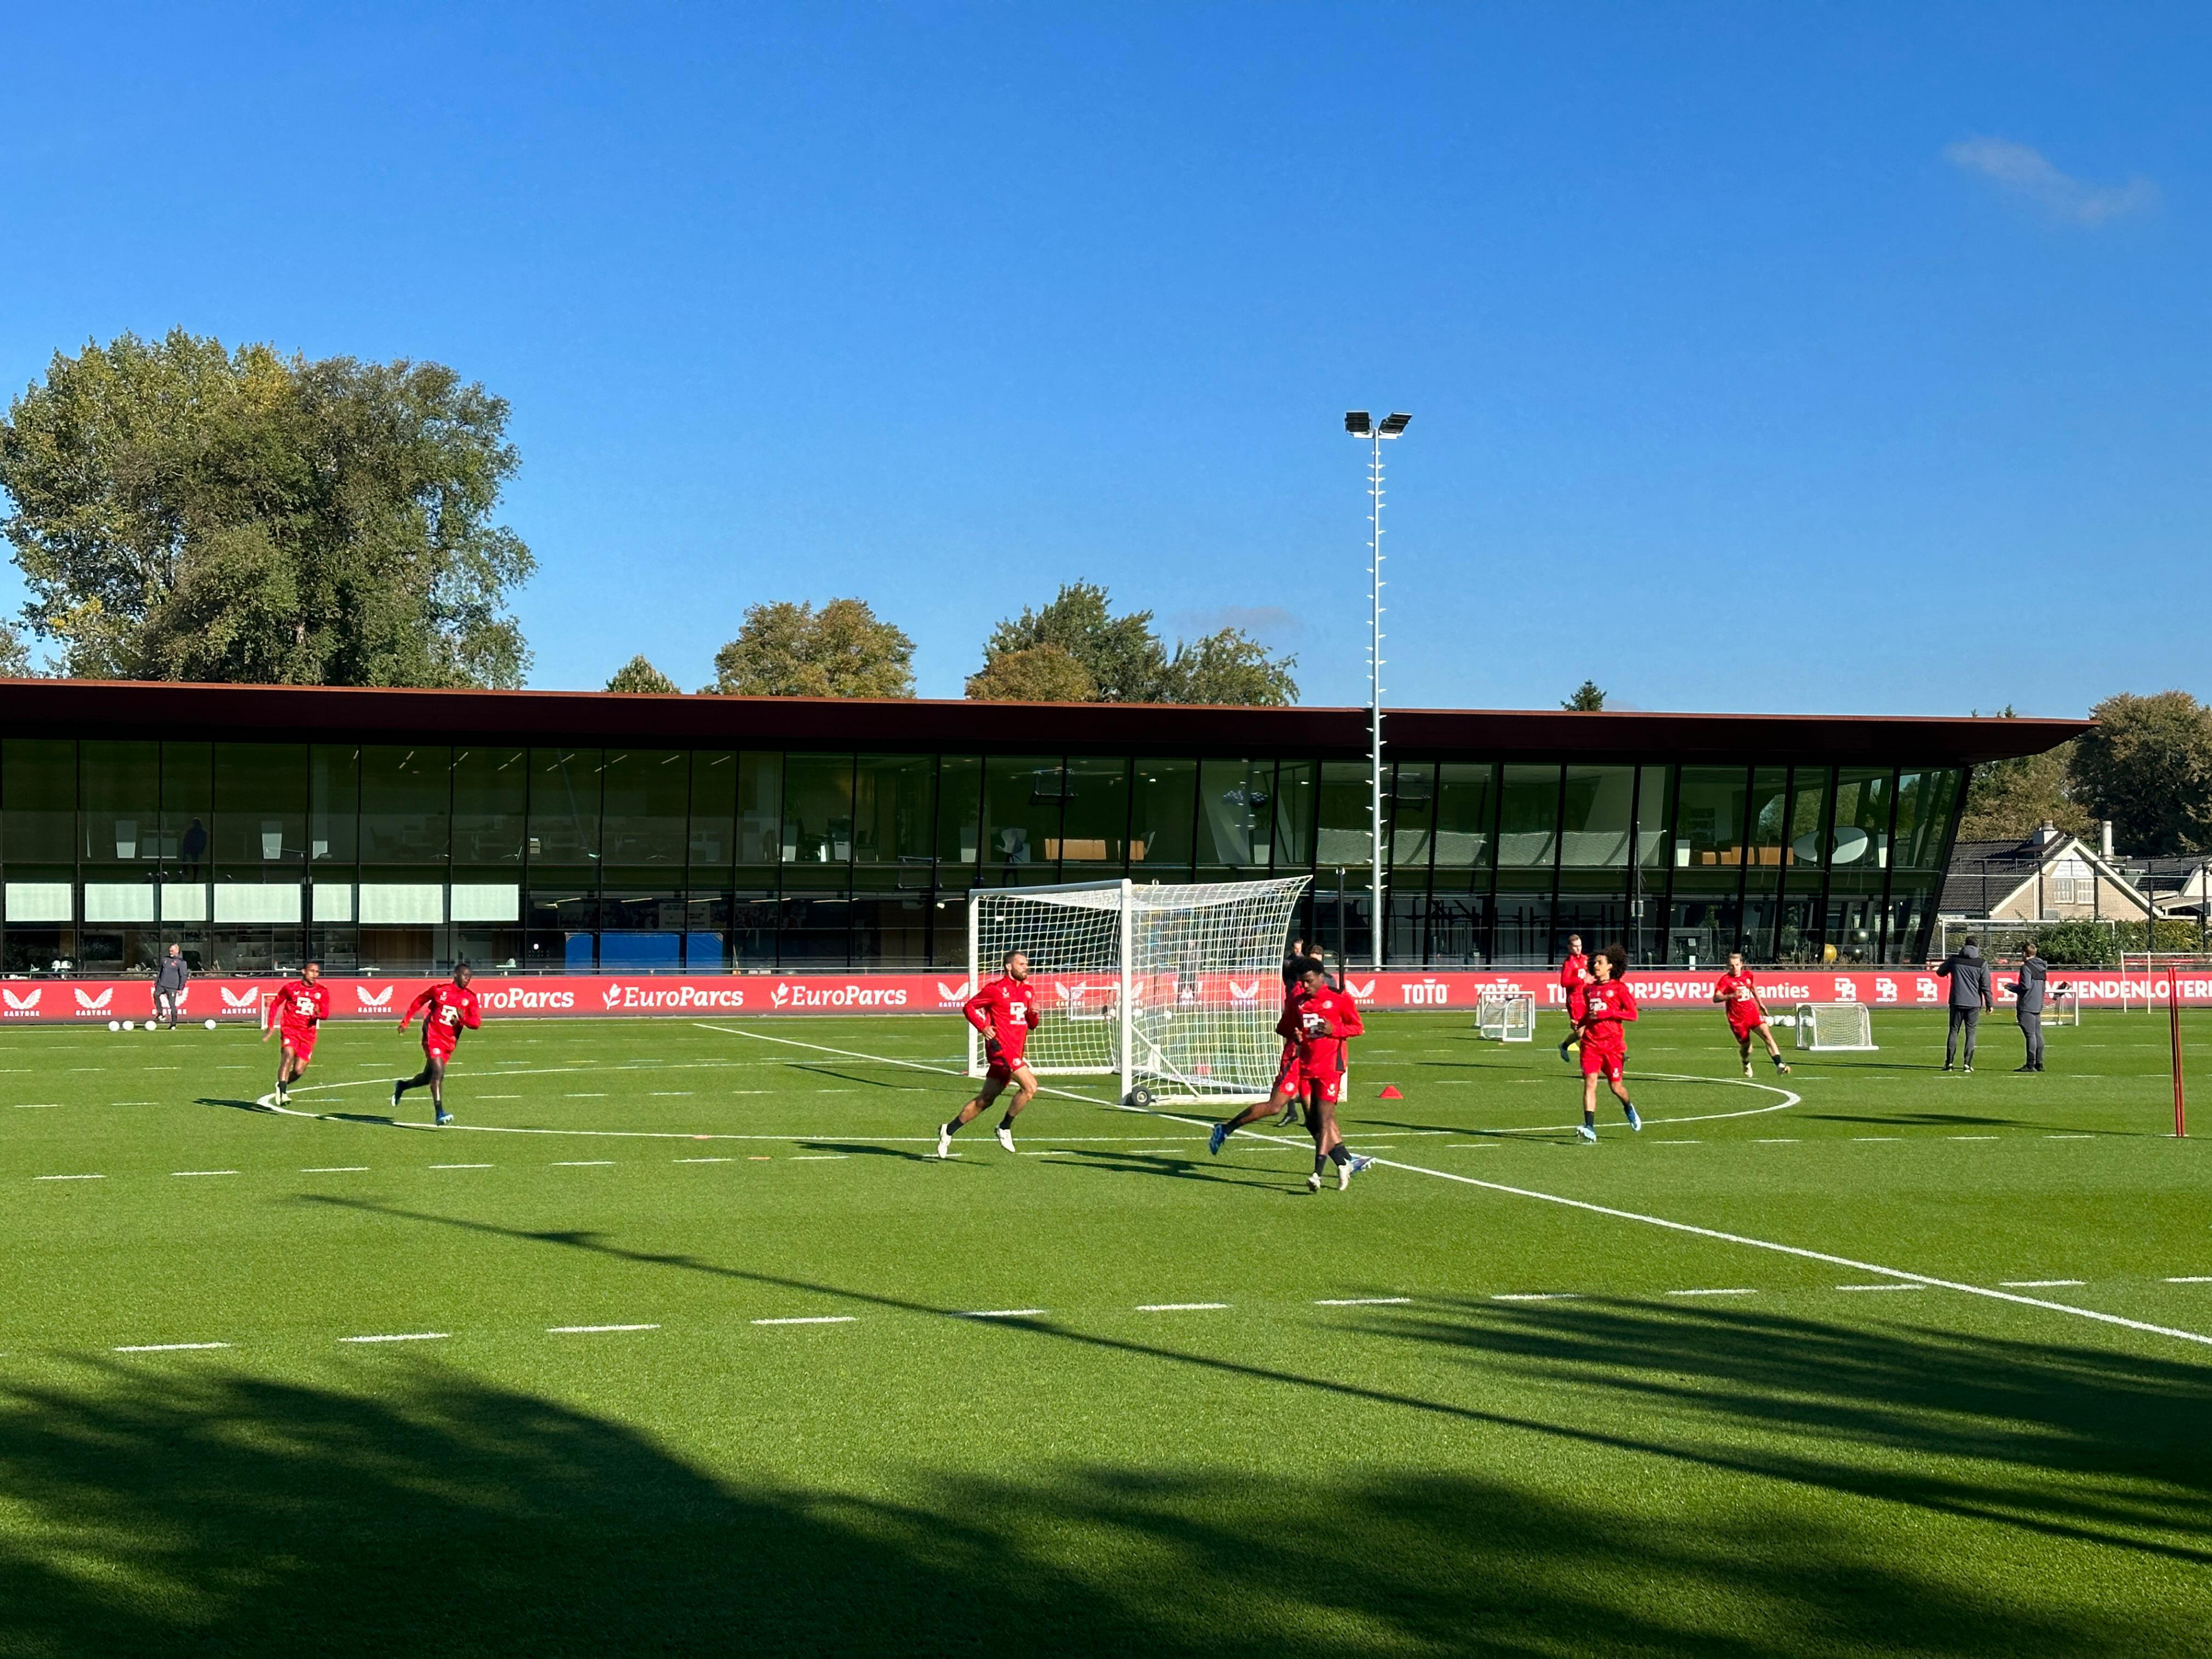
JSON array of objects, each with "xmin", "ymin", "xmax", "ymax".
[
  {"xmin": 1476, "ymin": 988, "xmax": 1537, "ymax": 1042},
  {"xmin": 1793, "ymin": 1001, "xmax": 1877, "ymax": 1052},
  {"xmin": 968, "ymin": 876, "xmax": 1311, "ymax": 1106},
  {"xmin": 2047, "ymin": 984, "xmax": 2082, "ymax": 1027}
]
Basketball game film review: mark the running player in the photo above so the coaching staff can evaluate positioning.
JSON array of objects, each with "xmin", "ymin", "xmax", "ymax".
[
  {"xmin": 1574, "ymin": 945, "xmax": 1642, "ymax": 1143},
  {"xmin": 1209, "ymin": 961, "xmax": 1324, "ymax": 1152},
  {"xmin": 1556, "ymin": 933, "xmax": 1593, "ymax": 1063},
  {"xmin": 1213, "ymin": 957, "xmax": 1374, "ymax": 1191},
  {"xmin": 393, "ymin": 962, "xmax": 482, "ymax": 1126},
  {"xmin": 939, "ymin": 950, "xmax": 1042, "ymax": 1157},
  {"xmin": 262, "ymin": 961, "xmax": 330, "ymax": 1105},
  {"xmin": 1713, "ymin": 950, "xmax": 1792, "ymax": 1078},
  {"xmin": 1274, "ymin": 936, "xmax": 1309, "ymax": 1127}
]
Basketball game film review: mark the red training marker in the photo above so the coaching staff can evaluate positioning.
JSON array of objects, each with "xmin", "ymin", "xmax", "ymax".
[{"xmin": 1378, "ymin": 1085, "xmax": 1403, "ymax": 1100}]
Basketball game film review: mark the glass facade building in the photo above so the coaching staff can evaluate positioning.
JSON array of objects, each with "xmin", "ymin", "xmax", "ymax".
[{"xmin": 0, "ymin": 683, "xmax": 2080, "ymax": 976}]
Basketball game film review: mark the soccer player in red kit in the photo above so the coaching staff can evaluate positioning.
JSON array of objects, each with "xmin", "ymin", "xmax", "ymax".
[
  {"xmin": 263, "ymin": 961, "xmax": 331, "ymax": 1106},
  {"xmin": 1574, "ymin": 945, "xmax": 1642, "ymax": 1142},
  {"xmin": 940, "ymin": 950, "xmax": 1043, "ymax": 1157},
  {"xmin": 393, "ymin": 963, "xmax": 482, "ymax": 1126},
  {"xmin": 1714, "ymin": 950, "xmax": 1791, "ymax": 1078},
  {"xmin": 1210, "ymin": 958, "xmax": 1375, "ymax": 1191},
  {"xmin": 1556, "ymin": 933, "xmax": 1593, "ymax": 1064}
]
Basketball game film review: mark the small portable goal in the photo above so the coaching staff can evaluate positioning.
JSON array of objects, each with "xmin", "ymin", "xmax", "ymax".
[
  {"xmin": 1476, "ymin": 988, "xmax": 1537, "ymax": 1042},
  {"xmin": 2047, "ymin": 984, "xmax": 2081, "ymax": 1027},
  {"xmin": 1793, "ymin": 1001, "xmax": 1877, "ymax": 1052}
]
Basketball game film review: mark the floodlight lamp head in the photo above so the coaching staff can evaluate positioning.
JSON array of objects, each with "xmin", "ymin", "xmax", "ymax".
[
  {"xmin": 1378, "ymin": 412, "xmax": 1411, "ymax": 438},
  {"xmin": 1344, "ymin": 411, "xmax": 1373, "ymax": 437}
]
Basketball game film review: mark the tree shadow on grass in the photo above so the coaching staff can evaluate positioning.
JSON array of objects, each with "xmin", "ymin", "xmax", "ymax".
[{"xmin": 0, "ymin": 1356, "xmax": 2160, "ymax": 1658}]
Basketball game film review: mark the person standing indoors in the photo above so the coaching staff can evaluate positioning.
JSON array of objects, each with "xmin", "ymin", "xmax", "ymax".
[
  {"xmin": 2006, "ymin": 941, "xmax": 2050, "ymax": 1073},
  {"xmin": 1573, "ymin": 946, "xmax": 1642, "ymax": 1142},
  {"xmin": 1556, "ymin": 933, "xmax": 1593, "ymax": 1064},
  {"xmin": 154, "ymin": 944, "xmax": 189, "ymax": 1031},
  {"xmin": 263, "ymin": 961, "xmax": 330, "ymax": 1105},
  {"xmin": 395, "ymin": 963, "xmax": 483, "ymax": 1126},
  {"xmin": 940, "ymin": 950, "xmax": 1041, "ymax": 1157},
  {"xmin": 1938, "ymin": 937, "xmax": 1993, "ymax": 1073}
]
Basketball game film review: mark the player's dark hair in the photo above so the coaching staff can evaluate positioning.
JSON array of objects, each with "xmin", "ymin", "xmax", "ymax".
[
  {"xmin": 1002, "ymin": 948, "xmax": 1025, "ymax": 967},
  {"xmin": 1298, "ymin": 955, "xmax": 1328, "ymax": 978},
  {"xmin": 1602, "ymin": 944, "xmax": 1629, "ymax": 975},
  {"xmin": 453, "ymin": 960, "xmax": 472, "ymax": 979}
]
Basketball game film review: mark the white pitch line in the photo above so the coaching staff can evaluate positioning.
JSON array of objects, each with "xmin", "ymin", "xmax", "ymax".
[
  {"xmin": 1666, "ymin": 1288, "xmax": 1756, "ymax": 1297},
  {"xmin": 790, "ymin": 1154, "xmax": 849, "ymax": 1160},
  {"xmin": 960, "ymin": 1308, "xmax": 1047, "ymax": 1319},
  {"xmin": 1492, "ymin": 1293, "xmax": 1577, "ymax": 1302},
  {"xmin": 674, "ymin": 1157, "xmax": 733, "ymax": 1164},
  {"xmin": 752, "ymin": 1315, "xmax": 855, "ymax": 1325},
  {"xmin": 12, "ymin": 1103, "xmax": 59, "ymax": 1109},
  {"xmin": 429, "ymin": 1163, "xmax": 493, "ymax": 1170},
  {"xmin": 1838, "ymin": 1284, "xmax": 1927, "ymax": 1293},
  {"xmin": 549, "ymin": 1323, "xmax": 658, "ymax": 1334},
  {"xmin": 340, "ymin": 1332, "xmax": 450, "ymax": 1343},
  {"xmin": 1137, "ymin": 1302, "xmax": 1229, "ymax": 1312},
  {"xmin": 2168, "ymin": 1277, "xmax": 2212, "ymax": 1284},
  {"xmin": 2046, "ymin": 1134, "xmax": 2094, "ymax": 1140},
  {"xmin": 172, "ymin": 1170, "xmax": 237, "ymax": 1177},
  {"xmin": 551, "ymin": 1160, "xmax": 615, "ymax": 1167},
  {"xmin": 115, "ymin": 1341, "xmax": 231, "ymax": 1352},
  {"xmin": 302, "ymin": 1166, "xmax": 369, "ymax": 1173},
  {"xmin": 34, "ymin": 1173, "xmax": 104, "ymax": 1181},
  {"xmin": 1755, "ymin": 1138, "xmax": 1799, "ymax": 1143},
  {"xmin": 1852, "ymin": 1137, "xmax": 1902, "ymax": 1143},
  {"xmin": 1316, "ymin": 1297, "xmax": 1412, "ymax": 1306},
  {"xmin": 2003, "ymin": 1280, "xmax": 2085, "ymax": 1288},
  {"xmin": 1949, "ymin": 1135, "xmax": 1999, "ymax": 1141}
]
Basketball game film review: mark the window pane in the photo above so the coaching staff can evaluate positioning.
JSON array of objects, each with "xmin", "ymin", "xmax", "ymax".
[
  {"xmin": 1492, "ymin": 887, "xmax": 1552, "ymax": 963},
  {"xmin": 1675, "ymin": 766, "xmax": 1749, "ymax": 869},
  {"xmin": 1745, "ymin": 767, "xmax": 1789, "ymax": 869},
  {"xmin": 158, "ymin": 743, "xmax": 211, "ymax": 878},
  {"xmin": 1131, "ymin": 759, "xmax": 1195, "ymax": 874},
  {"xmin": 1635, "ymin": 766, "xmax": 1672, "ymax": 869},
  {"xmin": 1270, "ymin": 761, "xmax": 1316, "ymax": 871},
  {"xmin": 1497, "ymin": 765, "xmax": 1559, "ymax": 870},
  {"xmin": 1425, "ymin": 892, "xmax": 1491, "ymax": 964},
  {"xmin": 1559, "ymin": 765, "xmax": 1633, "ymax": 868},
  {"xmin": 80, "ymin": 741, "xmax": 159, "ymax": 869},
  {"xmin": 1060, "ymin": 756, "xmax": 1130, "ymax": 868},
  {"xmin": 688, "ymin": 751, "xmax": 738, "ymax": 877},
  {"xmin": 736, "ymin": 753, "xmax": 782, "ymax": 865},
  {"xmin": 600, "ymin": 890, "xmax": 685, "ymax": 971},
  {"xmin": 452, "ymin": 748, "xmax": 528, "ymax": 870},
  {"xmin": 310, "ymin": 745, "xmax": 358, "ymax": 866},
  {"xmin": 1316, "ymin": 761, "xmax": 1373, "ymax": 870},
  {"xmin": 1433, "ymin": 764, "xmax": 1494, "ymax": 873},
  {"xmin": 782, "ymin": 754, "xmax": 855, "ymax": 865},
  {"xmin": 527, "ymin": 748, "xmax": 600, "ymax": 868},
  {"xmin": 3, "ymin": 739, "xmax": 75, "ymax": 868},
  {"xmin": 1894, "ymin": 770, "xmax": 1961, "ymax": 870},
  {"xmin": 1668, "ymin": 875, "xmax": 1741, "ymax": 965},
  {"xmin": 1198, "ymin": 759, "xmax": 1276, "ymax": 872},
  {"xmin": 361, "ymin": 745, "xmax": 451, "ymax": 866},
  {"xmin": 935, "ymin": 756, "xmax": 982, "ymax": 869},
  {"xmin": 854, "ymin": 754, "xmax": 935, "ymax": 866},
  {"xmin": 1787, "ymin": 767, "xmax": 1832, "ymax": 869},
  {"xmin": 213, "ymin": 743, "xmax": 306, "ymax": 873},
  {"xmin": 601, "ymin": 748, "xmax": 690, "ymax": 874},
  {"xmin": 851, "ymin": 892, "xmax": 929, "ymax": 969},
  {"xmin": 1832, "ymin": 767, "xmax": 1893, "ymax": 871},
  {"xmin": 1389, "ymin": 763, "xmax": 1435, "ymax": 871},
  {"xmin": 982, "ymin": 756, "xmax": 1062, "ymax": 877}
]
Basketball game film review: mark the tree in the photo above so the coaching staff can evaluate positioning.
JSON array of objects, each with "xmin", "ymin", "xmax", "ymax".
[
  {"xmin": 706, "ymin": 598, "xmax": 914, "ymax": 698},
  {"xmin": 1562, "ymin": 680, "xmax": 1606, "ymax": 711},
  {"xmin": 2069, "ymin": 691, "xmax": 2212, "ymax": 855},
  {"xmin": 605, "ymin": 655, "xmax": 679, "ymax": 693},
  {"xmin": 0, "ymin": 620, "xmax": 31, "ymax": 678},
  {"xmin": 965, "ymin": 643, "xmax": 1096, "ymax": 702},
  {"xmin": 973, "ymin": 581, "xmax": 1297, "ymax": 706},
  {"xmin": 0, "ymin": 329, "xmax": 534, "ymax": 687},
  {"xmin": 1957, "ymin": 742, "xmax": 2089, "ymax": 841}
]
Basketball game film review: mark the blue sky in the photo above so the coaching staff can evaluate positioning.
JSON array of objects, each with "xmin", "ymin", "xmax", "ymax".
[{"xmin": 1, "ymin": 2, "xmax": 2205, "ymax": 718}]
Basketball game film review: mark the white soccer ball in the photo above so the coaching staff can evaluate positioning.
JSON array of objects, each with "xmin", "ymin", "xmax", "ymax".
[
  {"xmin": 108, "ymin": 1019, "xmax": 121, "ymax": 1032},
  {"xmin": 204, "ymin": 1018, "xmax": 218, "ymax": 1031}
]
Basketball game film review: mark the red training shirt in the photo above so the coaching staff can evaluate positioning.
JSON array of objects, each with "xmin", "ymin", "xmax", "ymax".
[
  {"xmin": 964, "ymin": 975, "xmax": 1041, "ymax": 1065},
  {"xmin": 1277, "ymin": 983, "xmax": 1365, "ymax": 1079},
  {"xmin": 404, "ymin": 982, "xmax": 483, "ymax": 1052},
  {"xmin": 1560, "ymin": 952, "xmax": 1593, "ymax": 1017},
  {"xmin": 1578, "ymin": 980, "xmax": 1638, "ymax": 1047},
  {"xmin": 1714, "ymin": 971, "xmax": 1765, "ymax": 1021},
  {"xmin": 274, "ymin": 979, "xmax": 331, "ymax": 1034}
]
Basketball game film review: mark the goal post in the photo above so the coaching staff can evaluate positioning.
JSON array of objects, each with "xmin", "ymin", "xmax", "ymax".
[
  {"xmin": 1793, "ymin": 1001, "xmax": 1876, "ymax": 1052},
  {"xmin": 1476, "ymin": 988, "xmax": 1536, "ymax": 1042},
  {"xmin": 968, "ymin": 876, "xmax": 1312, "ymax": 1107}
]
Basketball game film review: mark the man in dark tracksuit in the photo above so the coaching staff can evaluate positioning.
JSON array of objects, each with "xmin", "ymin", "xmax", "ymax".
[
  {"xmin": 2006, "ymin": 945, "xmax": 2049, "ymax": 1073},
  {"xmin": 1938, "ymin": 938, "xmax": 1993, "ymax": 1072},
  {"xmin": 154, "ymin": 944, "xmax": 189, "ymax": 1031}
]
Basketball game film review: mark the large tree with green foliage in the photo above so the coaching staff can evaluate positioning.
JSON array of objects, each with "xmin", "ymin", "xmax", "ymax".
[
  {"xmin": 706, "ymin": 599, "xmax": 914, "ymax": 698},
  {"xmin": 2068, "ymin": 690, "xmax": 2212, "ymax": 855},
  {"xmin": 1956, "ymin": 704, "xmax": 2090, "ymax": 841},
  {"xmin": 974, "ymin": 581, "xmax": 1297, "ymax": 706},
  {"xmin": 0, "ymin": 329, "xmax": 535, "ymax": 687},
  {"xmin": 605, "ymin": 655, "xmax": 679, "ymax": 694}
]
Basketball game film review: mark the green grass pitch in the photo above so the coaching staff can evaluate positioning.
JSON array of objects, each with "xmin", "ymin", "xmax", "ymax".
[{"xmin": 1, "ymin": 1005, "xmax": 2207, "ymax": 1656}]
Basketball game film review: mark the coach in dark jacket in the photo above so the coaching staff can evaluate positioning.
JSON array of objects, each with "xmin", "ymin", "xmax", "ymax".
[
  {"xmin": 1938, "ymin": 939, "xmax": 1993, "ymax": 1071},
  {"xmin": 154, "ymin": 943, "xmax": 189, "ymax": 1031},
  {"xmin": 2006, "ymin": 945, "xmax": 2049, "ymax": 1073}
]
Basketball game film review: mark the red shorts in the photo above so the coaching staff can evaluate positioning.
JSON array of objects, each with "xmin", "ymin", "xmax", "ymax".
[
  {"xmin": 1304, "ymin": 1069, "xmax": 1345, "ymax": 1107},
  {"xmin": 984, "ymin": 1055, "xmax": 1029, "ymax": 1086},
  {"xmin": 1274, "ymin": 1055, "xmax": 1305, "ymax": 1099},
  {"xmin": 423, "ymin": 1035, "xmax": 457, "ymax": 1064},
  {"xmin": 1727, "ymin": 1010, "xmax": 1767, "ymax": 1041},
  {"xmin": 279, "ymin": 1024, "xmax": 319, "ymax": 1061},
  {"xmin": 1579, "ymin": 1041, "xmax": 1624, "ymax": 1083}
]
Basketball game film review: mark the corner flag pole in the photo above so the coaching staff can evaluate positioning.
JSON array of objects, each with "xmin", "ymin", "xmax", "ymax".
[{"xmin": 2171, "ymin": 973, "xmax": 2187, "ymax": 1138}]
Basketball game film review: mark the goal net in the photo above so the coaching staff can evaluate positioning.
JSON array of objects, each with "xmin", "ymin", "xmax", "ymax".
[
  {"xmin": 1793, "ymin": 1001, "xmax": 1876, "ymax": 1052},
  {"xmin": 1476, "ymin": 988, "xmax": 1536, "ymax": 1042},
  {"xmin": 968, "ymin": 876, "xmax": 1312, "ymax": 1105}
]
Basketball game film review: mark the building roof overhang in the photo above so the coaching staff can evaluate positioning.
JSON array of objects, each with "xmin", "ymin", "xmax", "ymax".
[{"xmin": 0, "ymin": 678, "xmax": 2090, "ymax": 766}]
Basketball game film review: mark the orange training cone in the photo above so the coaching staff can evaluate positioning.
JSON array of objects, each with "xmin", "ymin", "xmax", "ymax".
[{"xmin": 1378, "ymin": 1085, "xmax": 1403, "ymax": 1100}]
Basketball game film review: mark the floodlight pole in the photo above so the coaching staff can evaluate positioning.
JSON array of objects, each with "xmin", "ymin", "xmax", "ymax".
[{"xmin": 1367, "ymin": 428, "xmax": 1386, "ymax": 974}]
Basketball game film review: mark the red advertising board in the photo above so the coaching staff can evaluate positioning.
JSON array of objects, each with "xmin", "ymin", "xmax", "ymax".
[{"xmin": 4, "ymin": 965, "xmax": 2210, "ymax": 1024}]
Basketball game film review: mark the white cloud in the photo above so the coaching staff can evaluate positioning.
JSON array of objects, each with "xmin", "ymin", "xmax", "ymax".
[{"xmin": 1945, "ymin": 137, "xmax": 2158, "ymax": 226}]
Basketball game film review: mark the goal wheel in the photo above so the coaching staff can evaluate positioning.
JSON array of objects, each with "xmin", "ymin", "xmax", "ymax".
[{"xmin": 1125, "ymin": 1085, "xmax": 1155, "ymax": 1109}]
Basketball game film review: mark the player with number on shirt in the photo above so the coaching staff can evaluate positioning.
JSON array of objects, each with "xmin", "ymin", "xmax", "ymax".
[
  {"xmin": 1574, "ymin": 945, "xmax": 1642, "ymax": 1143},
  {"xmin": 263, "ymin": 961, "xmax": 331, "ymax": 1106},
  {"xmin": 1556, "ymin": 933, "xmax": 1593, "ymax": 1064},
  {"xmin": 1713, "ymin": 950, "xmax": 1792, "ymax": 1078},
  {"xmin": 393, "ymin": 962, "xmax": 483, "ymax": 1126},
  {"xmin": 940, "ymin": 950, "xmax": 1043, "ymax": 1157}
]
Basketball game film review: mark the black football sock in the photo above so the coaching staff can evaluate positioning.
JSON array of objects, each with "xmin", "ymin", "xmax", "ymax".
[
  {"xmin": 1313, "ymin": 1152, "xmax": 1329, "ymax": 1177},
  {"xmin": 997, "ymin": 1113, "xmax": 1015, "ymax": 1133},
  {"xmin": 1622, "ymin": 1099, "xmax": 1635, "ymax": 1117},
  {"xmin": 942, "ymin": 1119, "xmax": 961, "ymax": 1138},
  {"xmin": 1583, "ymin": 1105, "xmax": 1596, "ymax": 1129},
  {"xmin": 1328, "ymin": 1144, "xmax": 1351, "ymax": 1167}
]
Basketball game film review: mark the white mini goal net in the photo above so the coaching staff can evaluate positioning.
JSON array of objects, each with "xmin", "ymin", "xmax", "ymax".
[
  {"xmin": 1793, "ymin": 1001, "xmax": 1876, "ymax": 1052},
  {"xmin": 1476, "ymin": 988, "xmax": 1536, "ymax": 1042},
  {"xmin": 968, "ymin": 876, "xmax": 1310, "ymax": 1105}
]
